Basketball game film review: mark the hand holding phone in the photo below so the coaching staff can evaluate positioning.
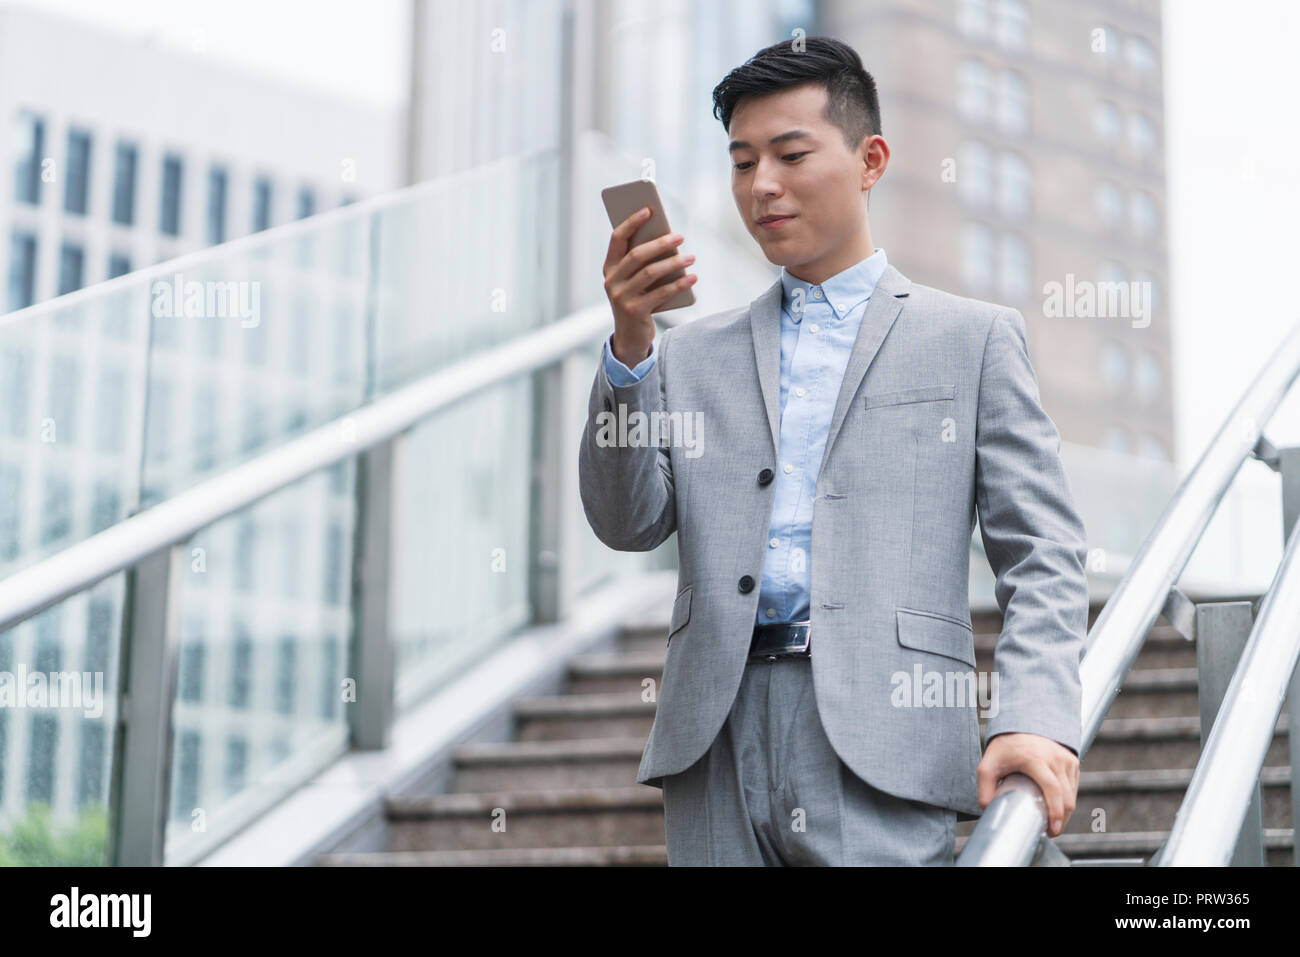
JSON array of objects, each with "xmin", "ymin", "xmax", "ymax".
[{"xmin": 601, "ymin": 179, "xmax": 697, "ymax": 366}]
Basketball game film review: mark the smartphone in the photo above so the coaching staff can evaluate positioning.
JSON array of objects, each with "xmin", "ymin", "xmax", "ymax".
[{"xmin": 601, "ymin": 178, "xmax": 696, "ymax": 311}]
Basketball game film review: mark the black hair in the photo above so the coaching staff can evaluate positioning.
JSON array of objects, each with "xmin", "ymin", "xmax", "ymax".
[{"xmin": 711, "ymin": 36, "xmax": 881, "ymax": 153}]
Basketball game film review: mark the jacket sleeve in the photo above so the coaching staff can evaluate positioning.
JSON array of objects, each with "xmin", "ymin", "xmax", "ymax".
[
  {"xmin": 578, "ymin": 327, "xmax": 677, "ymax": 552},
  {"xmin": 975, "ymin": 308, "xmax": 1089, "ymax": 755}
]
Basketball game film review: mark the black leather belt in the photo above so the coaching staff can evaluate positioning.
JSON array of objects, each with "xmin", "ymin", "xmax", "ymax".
[{"xmin": 749, "ymin": 620, "xmax": 811, "ymax": 660}]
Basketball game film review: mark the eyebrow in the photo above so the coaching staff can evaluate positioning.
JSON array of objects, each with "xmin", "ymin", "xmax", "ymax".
[{"xmin": 727, "ymin": 129, "xmax": 814, "ymax": 152}]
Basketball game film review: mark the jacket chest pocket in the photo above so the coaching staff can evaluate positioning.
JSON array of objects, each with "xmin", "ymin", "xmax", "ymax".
[
  {"xmin": 862, "ymin": 383, "xmax": 955, "ymax": 410},
  {"xmin": 895, "ymin": 606, "xmax": 975, "ymax": 668}
]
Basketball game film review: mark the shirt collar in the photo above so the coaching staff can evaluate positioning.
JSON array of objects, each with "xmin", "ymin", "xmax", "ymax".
[{"xmin": 780, "ymin": 247, "xmax": 888, "ymax": 324}]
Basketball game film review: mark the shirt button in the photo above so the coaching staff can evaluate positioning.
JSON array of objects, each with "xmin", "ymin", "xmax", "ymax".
[
  {"xmin": 783, "ymin": 463, "xmax": 794, "ymax": 474},
  {"xmin": 769, "ymin": 537, "xmax": 779, "ymax": 547},
  {"xmin": 795, "ymin": 387, "xmax": 806, "ymax": 397},
  {"xmin": 766, "ymin": 608, "xmax": 777, "ymax": 618},
  {"xmin": 812, "ymin": 287, "xmax": 823, "ymax": 299},
  {"xmin": 809, "ymin": 323, "xmax": 819, "ymax": 333}
]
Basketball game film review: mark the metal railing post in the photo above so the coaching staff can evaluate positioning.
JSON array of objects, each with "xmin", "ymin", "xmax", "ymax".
[
  {"xmin": 1192, "ymin": 600, "xmax": 1265, "ymax": 866},
  {"xmin": 1278, "ymin": 445, "xmax": 1300, "ymax": 865},
  {"xmin": 108, "ymin": 544, "xmax": 184, "ymax": 866},
  {"xmin": 349, "ymin": 440, "xmax": 396, "ymax": 749}
]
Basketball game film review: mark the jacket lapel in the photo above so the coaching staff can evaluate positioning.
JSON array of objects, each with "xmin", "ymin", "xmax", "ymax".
[{"xmin": 747, "ymin": 262, "xmax": 912, "ymax": 472}]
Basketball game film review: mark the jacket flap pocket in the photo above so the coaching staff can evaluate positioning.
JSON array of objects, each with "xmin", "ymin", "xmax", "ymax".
[
  {"xmin": 668, "ymin": 585, "xmax": 692, "ymax": 641},
  {"xmin": 895, "ymin": 607, "xmax": 975, "ymax": 667},
  {"xmin": 863, "ymin": 384, "xmax": 956, "ymax": 409}
]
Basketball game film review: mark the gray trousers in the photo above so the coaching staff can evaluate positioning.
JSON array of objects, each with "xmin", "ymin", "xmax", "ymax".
[{"xmin": 661, "ymin": 656, "xmax": 957, "ymax": 866}]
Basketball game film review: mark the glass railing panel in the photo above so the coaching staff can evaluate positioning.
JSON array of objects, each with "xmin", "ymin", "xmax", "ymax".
[
  {"xmin": 160, "ymin": 466, "xmax": 355, "ymax": 865},
  {"xmin": 389, "ymin": 377, "xmax": 535, "ymax": 711},
  {"xmin": 139, "ymin": 220, "xmax": 372, "ymax": 507},
  {"xmin": 371, "ymin": 152, "xmax": 561, "ymax": 393},
  {"xmin": 0, "ymin": 574, "xmax": 126, "ymax": 865},
  {"xmin": 0, "ymin": 284, "xmax": 150, "ymax": 577}
]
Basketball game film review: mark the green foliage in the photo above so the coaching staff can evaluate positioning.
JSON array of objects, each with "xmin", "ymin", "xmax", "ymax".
[{"xmin": 0, "ymin": 802, "xmax": 109, "ymax": 866}]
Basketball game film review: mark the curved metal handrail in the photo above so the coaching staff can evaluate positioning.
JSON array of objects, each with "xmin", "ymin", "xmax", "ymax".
[
  {"xmin": 0, "ymin": 302, "xmax": 612, "ymax": 633},
  {"xmin": 1155, "ymin": 522, "xmax": 1300, "ymax": 865},
  {"xmin": 958, "ymin": 317, "xmax": 1300, "ymax": 866}
]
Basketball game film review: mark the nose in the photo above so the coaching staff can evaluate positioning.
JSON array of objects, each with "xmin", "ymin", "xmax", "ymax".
[{"xmin": 751, "ymin": 157, "xmax": 784, "ymax": 202}]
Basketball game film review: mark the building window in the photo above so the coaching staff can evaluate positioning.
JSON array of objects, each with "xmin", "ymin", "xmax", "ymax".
[
  {"xmin": 957, "ymin": 59, "xmax": 992, "ymax": 121},
  {"xmin": 207, "ymin": 165, "xmax": 228, "ymax": 245},
  {"xmin": 1130, "ymin": 190, "xmax": 1158, "ymax": 235},
  {"xmin": 112, "ymin": 142, "xmax": 138, "ymax": 226},
  {"xmin": 252, "ymin": 177, "xmax": 273, "ymax": 232},
  {"xmin": 296, "ymin": 186, "xmax": 316, "ymax": 219},
  {"xmin": 108, "ymin": 252, "xmax": 131, "ymax": 279},
  {"xmin": 957, "ymin": 139, "xmax": 992, "ymax": 206},
  {"xmin": 7, "ymin": 231, "xmax": 38, "ymax": 311},
  {"xmin": 996, "ymin": 69, "xmax": 1029, "ymax": 135},
  {"xmin": 1135, "ymin": 351, "xmax": 1163, "ymax": 400},
  {"xmin": 64, "ymin": 128, "xmax": 92, "ymax": 216},
  {"xmin": 996, "ymin": 151, "xmax": 1031, "ymax": 218},
  {"xmin": 992, "ymin": 0, "xmax": 1029, "ymax": 49},
  {"xmin": 1099, "ymin": 341, "xmax": 1128, "ymax": 389},
  {"xmin": 58, "ymin": 243, "xmax": 85, "ymax": 295},
  {"xmin": 957, "ymin": 0, "xmax": 989, "ymax": 38},
  {"xmin": 1126, "ymin": 34, "xmax": 1157, "ymax": 74},
  {"xmin": 1093, "ymin": 101, "xmax": 1121, "ymax": 140},
  {"xmin": 961, "ymin": 221, "xmax": 994, "ymax": 293},
  {"xmin": 1128, "ymin": 113, "xmax": 1156, "ymax": 155},
  {"xmin": 13, "ymin": 112, "xmax": 44, "ymax": 206},
  {"xmin": 1093, "ymin": 180, "xmax": 1124, "ymax": 226},
  {"xmin": 159, "ymin": 154, "xmax": 184, "ymax": 236},
  {"xmin": 997, "ymin": 232, "xmax": 1031, "ymax": 301},
  {"xmin": 1098, "ymin": 25, "xmax": 1120, "ymax": 62}
]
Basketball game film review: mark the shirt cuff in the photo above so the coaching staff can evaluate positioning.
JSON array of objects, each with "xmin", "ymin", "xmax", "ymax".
[{"xmin": 602, "ymin": 333, "xmax": 657, "ymax": 385}]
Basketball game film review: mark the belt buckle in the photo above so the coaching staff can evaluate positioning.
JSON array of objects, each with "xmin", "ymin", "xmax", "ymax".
[{"xmin": 763, "ymin": 621, "xmax": 811, "ymax": 661}]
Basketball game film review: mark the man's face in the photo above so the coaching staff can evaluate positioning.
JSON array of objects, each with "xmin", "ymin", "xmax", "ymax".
[{"xmin": 727, "ymin": 81, "xmax": 886, "ymax": 283}]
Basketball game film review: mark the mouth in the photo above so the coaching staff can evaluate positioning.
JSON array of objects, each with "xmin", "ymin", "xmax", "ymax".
[{"xmin": 757, "ymin": 215, "xmax": 796, "ymax": 230}]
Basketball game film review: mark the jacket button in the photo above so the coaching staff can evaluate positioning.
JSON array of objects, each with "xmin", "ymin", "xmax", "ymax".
[
  {"xmin": 757, "ymin": 468, "xmax": 773, "ymax": 486},
  {"xmin": 738, "ymin": 575, "xmax": 754, "ymax": 593},
  {"xmin": 603, "ymin": 397, "xmax": 612, "ymax": 412}
]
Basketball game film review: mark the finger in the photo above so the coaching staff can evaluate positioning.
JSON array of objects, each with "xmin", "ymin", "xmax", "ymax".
[
  {"xmin": 628, "ymin": 249, "xmax": 696, "ymax": 297},
  {"xmin": 603, "ymin": 206, "xmax": 652, "ymax": 274},
  {"xmin": 610, "ymin": 231, "xmax": 684, "ymax": 286},
  {"xmin": 1029, "ymin": 757, "xmax": 1065, "ymax": 836},
  {"xmin": 628, "ymin": 271, "xmax": 697, "ymax": 314}
]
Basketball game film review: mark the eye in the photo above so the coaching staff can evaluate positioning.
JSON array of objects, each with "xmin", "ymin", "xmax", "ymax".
[{"xmin": 733, "ymin": 152, "xmax": 808, "ymax": 171}]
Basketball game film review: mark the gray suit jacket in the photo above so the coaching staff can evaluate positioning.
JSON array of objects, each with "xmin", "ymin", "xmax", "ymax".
[{"xmin": 578, "ymin": 263, "xmax": 1088, "ymax": 816}]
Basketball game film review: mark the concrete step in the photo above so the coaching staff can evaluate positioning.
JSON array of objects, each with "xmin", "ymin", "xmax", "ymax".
[
  {"xmin": 450, "ymin": 737, "xmax": 646, "ymax": 791},
  {"xmin": 513, "ymin": 691, "xmax": 655, "ymax": 741},
  {"xmin": 1083, "ymin": 714, "xmax": 1289, "ymax": 770},
  {"xmin": 384, "ymin": 785, "xmax": 664, "ymax": 851},
  {"xmin": 318, "ymin": 844, "xmax": 668, "ymax": 866},
  {"xmin": 1061, "ymin": 765, "xmax": 1293, "ymax": 834}
]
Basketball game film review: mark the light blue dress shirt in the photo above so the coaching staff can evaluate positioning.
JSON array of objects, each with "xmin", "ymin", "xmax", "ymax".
[{"xmin": 602, "ymin": 248, "xmax": 890, "ymax": 628}]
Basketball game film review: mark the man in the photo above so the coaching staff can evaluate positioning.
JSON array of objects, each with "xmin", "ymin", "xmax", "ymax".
[{"xmin": 578, "ymin": 36, "xmax": 1087, "ymax": 865}]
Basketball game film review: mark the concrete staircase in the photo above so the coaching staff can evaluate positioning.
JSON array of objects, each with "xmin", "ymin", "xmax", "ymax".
[{"xmin": 316, "ymin": 601, "xmax": 1295, "ymax": 866}]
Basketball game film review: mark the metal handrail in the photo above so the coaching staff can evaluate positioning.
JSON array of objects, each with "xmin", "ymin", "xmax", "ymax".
[
  {"xmin": 0, "ymin": 302, "xmax": 611, "ymax": 632},
  {"xmin": 1155, "ymin": 522, "xmax": 1300, "ymax": 865},
  {"xmin": 958, "ymin": 318, "xmax": 1300, "ymax": 866}
]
